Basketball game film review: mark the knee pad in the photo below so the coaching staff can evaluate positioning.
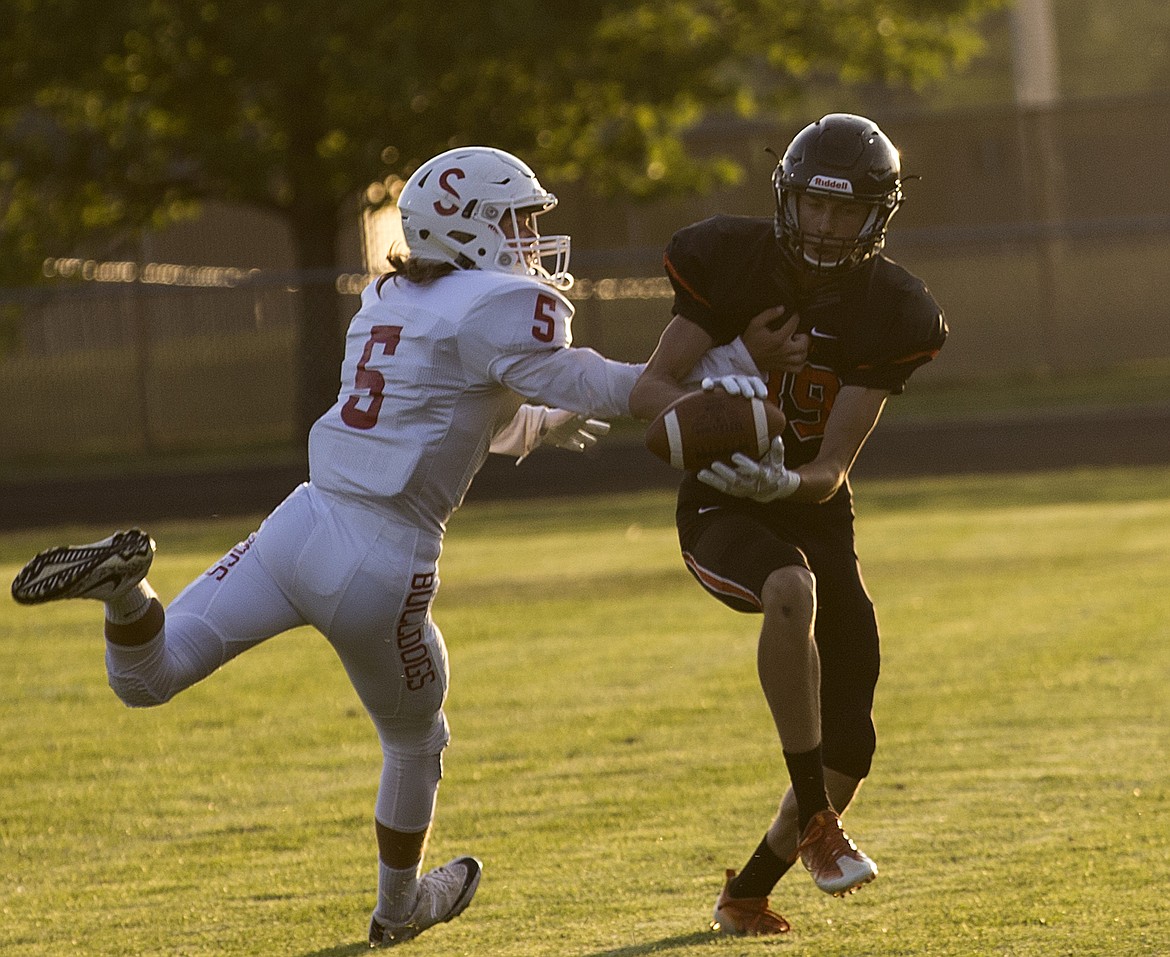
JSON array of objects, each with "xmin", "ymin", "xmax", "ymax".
[
  {"xmin": 107, "ymin": 673, "xmax": 174, "ymax": 708},
  {"xmin": 374, "ymin": 720, "xmax": 448, "ymax": 832},
  {"xmin": 821, "ymin": 710, "xmax": 876, "ymax": 779},
  {"xmin": 814, "ymin": 578, "xmax": 880, "ymax": 780},
  {"xmin": 105, "ymin": 635, "xmax": 179, "ymax": 707},
  {"xmin": 372, "ymin": 708, "xmax": 450, "ymax": 758}
]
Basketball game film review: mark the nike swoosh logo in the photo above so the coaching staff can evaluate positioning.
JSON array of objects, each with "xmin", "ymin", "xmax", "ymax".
[
  {"xmin": 697, "ymin": 506, "xmax": 720, "ymax": 515},
  {"xmin": 78, "ymin": 572, "xmax": 121, "ymax": 596},
  {"xmin": 810, "ymin": 328, "xmax": 839, "ymax": 340}
]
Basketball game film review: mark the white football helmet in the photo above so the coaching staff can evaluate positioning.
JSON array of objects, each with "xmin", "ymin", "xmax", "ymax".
[{"xmin": 397, "ymin": 146, "xmax": 573, "ymax": 289}]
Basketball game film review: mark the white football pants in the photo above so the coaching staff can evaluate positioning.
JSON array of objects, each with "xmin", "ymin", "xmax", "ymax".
[{"xmin": 105, "ymin": 482, "xmax": 450, "ymax": 832}]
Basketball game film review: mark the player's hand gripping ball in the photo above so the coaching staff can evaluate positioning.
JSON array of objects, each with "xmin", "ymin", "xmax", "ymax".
[{"xmin": 645, "ymin": 383, "xmax": 787, "ymax": 471}]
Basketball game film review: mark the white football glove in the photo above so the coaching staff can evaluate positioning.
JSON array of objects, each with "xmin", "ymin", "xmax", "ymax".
[
  {"xmin": 698, "ymin": 435, "xmax": 801, "ymax": 503},
  {"xmin": 490, "ymin": 406, "xmax": 611, "ymax": 463},
  {"xmin": 540, "ymin": 408, "xmax": 611, "ymax": 454},
  {"xmin": 491, "ymin": 405, "xmax": 600, "ymax": 461},
  {"xmin": 701, "ymin": 374, "xmax": 768, "ymax": 399}
]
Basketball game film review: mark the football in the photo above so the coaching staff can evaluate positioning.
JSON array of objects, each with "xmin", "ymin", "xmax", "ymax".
[{"xmin": 645, "ymin": 388, "xmax": 787, "ymax": 471}]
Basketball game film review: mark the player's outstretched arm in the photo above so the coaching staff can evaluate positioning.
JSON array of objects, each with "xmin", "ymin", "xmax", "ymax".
[
  {"xmin": 629, "ymin": 315, "xmax": 716, "ymax": 420},
  {"xmin": 489, "ymin": 405, "xmax": 611, "ymax": 462}
]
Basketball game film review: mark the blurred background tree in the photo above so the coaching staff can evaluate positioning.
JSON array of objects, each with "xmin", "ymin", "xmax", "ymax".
[{"xmin": 0, "ymin": 0, "xmax": 1010, "ymax": 434}]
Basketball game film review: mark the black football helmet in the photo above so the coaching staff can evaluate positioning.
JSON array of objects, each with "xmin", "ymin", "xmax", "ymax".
[{"xmin": 773, "ymin": 113, "xmax": 903, "ymax": 273}]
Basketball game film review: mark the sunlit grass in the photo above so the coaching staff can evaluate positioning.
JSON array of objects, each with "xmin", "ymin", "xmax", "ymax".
[{"xmin": 1, "ymin": 466, "xmax": 1168, "ymax": 956}]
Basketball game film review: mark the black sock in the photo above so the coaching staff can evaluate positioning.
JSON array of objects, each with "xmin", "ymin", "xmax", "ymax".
[
  {"xmin": 728, "ymin": 835, "xmax": 792, "ymax": 899},
  {"xmin": 784, "ymin": 744, "xmax": 831, "ymax": 832}
]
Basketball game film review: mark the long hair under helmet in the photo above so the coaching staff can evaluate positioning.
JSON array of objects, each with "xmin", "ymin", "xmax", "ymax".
[
  {"xmin": 773, "ymin": 113, "xmax": 903, "ymax": 273},
  {"xmin": 396, "ymin": 146, "xmax": 573, "ymax": 290}
]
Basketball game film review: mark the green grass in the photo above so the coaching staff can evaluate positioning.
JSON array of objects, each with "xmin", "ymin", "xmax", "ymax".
[{"xmin": 2, "ymin": 467, "xmax": 1169, "ymax": 956}]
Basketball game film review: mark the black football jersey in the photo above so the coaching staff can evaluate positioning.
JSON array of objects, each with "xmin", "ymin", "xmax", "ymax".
[{"xmin": 664, "ymin": 215, "xmax": 947, "ymax": 472}]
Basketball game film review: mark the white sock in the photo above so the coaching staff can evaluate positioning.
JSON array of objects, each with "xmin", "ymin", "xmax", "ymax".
[
  {"xmin": 375, "ymin": 859, "xmax": 421, "ymax": 924},
  {"xmin": 104, "ymin": 580, "xmax": 157, "ymax": 625}
]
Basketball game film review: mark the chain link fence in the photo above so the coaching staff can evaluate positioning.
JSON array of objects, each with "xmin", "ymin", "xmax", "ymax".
[{"xmin": 3, "ymin": 98, "xmax": 1169, "ymax": 464}]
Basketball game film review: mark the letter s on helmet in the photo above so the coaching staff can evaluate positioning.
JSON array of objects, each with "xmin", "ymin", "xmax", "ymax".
[
  {"xmin": 396, "ymin": 146, "xmax": 573, "ymax": 289},
  {"xmin": 773, "ymin": 113, "xmax": 904, "ymax": 273}
]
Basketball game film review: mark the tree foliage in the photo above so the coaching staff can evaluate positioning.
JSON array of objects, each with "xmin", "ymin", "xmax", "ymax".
[{"xmin": 0, "ymin": 0, "xmax": 1001, "ymax": 431}]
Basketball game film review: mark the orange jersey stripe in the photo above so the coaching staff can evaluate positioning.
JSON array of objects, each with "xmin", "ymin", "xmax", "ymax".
[
  {"xmin": 664, "ymin": 254, "xmax": 712, "ymax": 310},
  {"xmin": 683, "ymin": 551, "xmax": 762, "ymax": 611}
]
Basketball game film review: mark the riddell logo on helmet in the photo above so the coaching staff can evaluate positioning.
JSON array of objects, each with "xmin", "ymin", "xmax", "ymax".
[{"xmin": 810, "ymin": 175, "xmax": 853, "ymax": 194}]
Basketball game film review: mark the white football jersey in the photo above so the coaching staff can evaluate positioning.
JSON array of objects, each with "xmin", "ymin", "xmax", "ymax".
[{"xmin": 308, "ymin": 270, "xmax": 641, "ymax": 529}]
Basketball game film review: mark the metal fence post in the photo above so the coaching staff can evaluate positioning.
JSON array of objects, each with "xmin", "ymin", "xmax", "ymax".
[{"xmin": 128, "ymin": 283, "xmax": 156, "ymax": 453}]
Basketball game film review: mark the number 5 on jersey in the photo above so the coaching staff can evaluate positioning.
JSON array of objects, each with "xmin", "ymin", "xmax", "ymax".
[
  {"xmin": 532, "ymin": 293, "xmax": 558, "ymax": 343},
  {"xmin": 341, "ymin": 325, "xmax": 403, "ymax": 430}
]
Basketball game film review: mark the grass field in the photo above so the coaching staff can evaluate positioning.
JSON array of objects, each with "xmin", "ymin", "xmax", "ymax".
[{"xmin": 1, "ymin": 466, "xmax": 1168, "ymax": 957}]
